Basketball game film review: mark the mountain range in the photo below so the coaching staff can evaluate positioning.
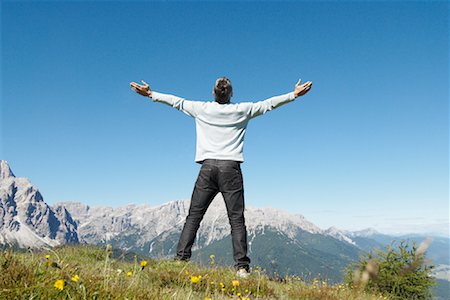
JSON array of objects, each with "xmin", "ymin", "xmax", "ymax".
[{"xmin": 1, "ymin": 159, "xmax": 448, "ymax": 289}]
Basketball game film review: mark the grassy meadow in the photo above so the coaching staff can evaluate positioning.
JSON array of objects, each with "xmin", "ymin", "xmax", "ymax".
[{"xmin": 0, "ymin": 244, "xmax": 391, "ymax": 299}]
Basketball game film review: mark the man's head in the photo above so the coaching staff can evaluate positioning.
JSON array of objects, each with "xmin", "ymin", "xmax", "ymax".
[{"xmin": 213, "ymin": 77, "xmax": 233, "ymax": 104}]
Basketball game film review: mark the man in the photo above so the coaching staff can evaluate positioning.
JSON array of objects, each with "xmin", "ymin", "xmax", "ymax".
[{"xmin": 130, "ymin": 77, "xmax": 312, "ymax": 278}]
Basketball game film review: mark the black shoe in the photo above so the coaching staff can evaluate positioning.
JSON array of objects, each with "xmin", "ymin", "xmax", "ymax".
[{"xmin": 173, "ymin": 256, "xmax": 190, "ymax": 262}]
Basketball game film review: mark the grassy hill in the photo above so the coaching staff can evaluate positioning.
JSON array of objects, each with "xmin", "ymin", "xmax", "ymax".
[{"xmin": 0, "ymin": 245, "xmax": 391, "ymax": 299}]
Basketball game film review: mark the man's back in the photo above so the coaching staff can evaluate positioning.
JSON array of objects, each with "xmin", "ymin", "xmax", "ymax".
[
  {"xmin": 194, "ymin": 102, "xmax": 250, "ymax": 162},
  {"xmin": 150, "ymin": 91, "xmax": 296, "ymax": 162}
]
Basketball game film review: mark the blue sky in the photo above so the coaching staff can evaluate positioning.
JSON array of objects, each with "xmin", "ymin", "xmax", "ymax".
[{"xmin": 1, "ymin": 1, "xmax": 448, "ymax": 236}]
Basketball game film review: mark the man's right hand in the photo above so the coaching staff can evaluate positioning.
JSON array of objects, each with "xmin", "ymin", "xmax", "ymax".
[{"xmin": 130, "ymin": 80, "xmax": 152, "ymax": 97}]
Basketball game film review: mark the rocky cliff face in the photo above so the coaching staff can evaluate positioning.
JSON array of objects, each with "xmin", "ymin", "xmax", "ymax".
[
  {"xmin": 0, "ymin": 160, "xmax": 78, "ymax": 248},
  {"xmin": 54, "ymin": 193, "xmax": 357, "ymax": 256}
]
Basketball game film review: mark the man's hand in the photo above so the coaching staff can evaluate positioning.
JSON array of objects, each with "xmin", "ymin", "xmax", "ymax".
[
  {"xmin": 294, "ymin": 79, "xmax": 313, "ymax": 98},
  {"xmin": 130, "ymin": 80, "xmax": 152, "ymax": 97}
]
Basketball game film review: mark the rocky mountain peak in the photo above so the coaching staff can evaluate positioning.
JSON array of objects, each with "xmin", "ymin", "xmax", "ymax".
[
  {"xmin": 0, "ymin": 160, "xmax": 15, "ymax": 179},
  {"xmin": 351, "ymin": 227, "xmax": 380, "ymax": 237},
  {"xmin": 0, "ymin": 162, "xmax": 79, "ymax": 248}
]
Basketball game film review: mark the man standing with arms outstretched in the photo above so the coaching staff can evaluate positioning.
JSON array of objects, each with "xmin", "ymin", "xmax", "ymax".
[{"xmin": 130, "ymin": 77, "xmax": 312, "ymax": 278}]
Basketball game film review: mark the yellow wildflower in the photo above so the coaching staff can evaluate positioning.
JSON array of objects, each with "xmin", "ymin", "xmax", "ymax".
[
  {"xmin": 204, "ymin": 298, "xmax": 212, "ymax": 300},
  {"xmin": 185, "ymin": 270, "xmax": 189, "ymax": 275},
  {"xmin": 126, "ymin": 271, "xmax": 132, "ymax": 276},
  {"xmin": 190, "ymin": 275, "xmax": 200, "ymax": 284},
  {"xmin": 45, "ymin": 254, "xmax": 50, "ymax": 259},
  {"xmin": 219, "ymin": 282, "xmax": 225, "ymax": 287},
  {"xmin": 209, "ymin": 254, "xmax": 215, "ymax": 259},
  {"xmin": 54, "ymin": 279, "xmax": 64, "ymax": 291},
  {"xmin": 237, "ymin": 292, "xmax": 241, "ymax": 296},
  {"xmin": 71, "ymin": 275, "xmax": 80, "ymax": 282},
  {"xmin": 232, "ymin": 279, "xmax": 240, "ymax": 287},
  {"xmin": 140, "ymin": 260, "xmax": 148, "ymax": 267}
]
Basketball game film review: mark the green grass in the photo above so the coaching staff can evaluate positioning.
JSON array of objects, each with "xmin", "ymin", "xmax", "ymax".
[{"xmin": 0, "ymin": 244, "xmax": 391, "ymax": 299}]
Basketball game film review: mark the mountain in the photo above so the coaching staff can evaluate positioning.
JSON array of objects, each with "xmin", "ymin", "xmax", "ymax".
[
  {"xmin": 0, "ymin": 160, "xmax": 78, "ymax": 248},
  {"xmin": 53, "ymin": 195, "xmax": 365, "ymax": 282},
  {"xmin": 53, "ymin": 197, "xmax": 326, "ymax": 252}
]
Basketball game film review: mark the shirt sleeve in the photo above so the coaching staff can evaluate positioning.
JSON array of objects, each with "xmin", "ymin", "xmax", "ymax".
[
  {"xmin": 245, "ymin": 92, "xmax": 296, "ymax": 119},
  {"xmin": 150, "ymin": 91, "xmax": 201, "ymax": 118}
]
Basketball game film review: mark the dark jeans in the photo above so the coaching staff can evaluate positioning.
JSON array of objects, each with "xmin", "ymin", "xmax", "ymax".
[{"xmin": 176, "ymin": 159, "xmax": 251, "ymax": 271}]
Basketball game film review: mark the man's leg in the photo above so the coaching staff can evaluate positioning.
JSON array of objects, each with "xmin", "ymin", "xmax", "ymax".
[
  {"xmin": 217, "ymin": 161, "xmax": 251, "ymax": 271},
  {"xmin": 176, "ymin": 163, "xmax": 218, "ymax": 260}
]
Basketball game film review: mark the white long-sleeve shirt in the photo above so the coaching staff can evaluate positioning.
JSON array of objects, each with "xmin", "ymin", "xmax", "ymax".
[{"xmin": 150, "ymin": 91, "xmax": 297, "ymax": 163}]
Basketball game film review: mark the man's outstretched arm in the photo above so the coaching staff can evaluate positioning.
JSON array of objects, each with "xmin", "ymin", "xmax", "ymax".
[
  {"xmin": 246, "ymin": 79, "xmax": 312, "ymax": 119},
  {"xmin": 130, "ymin": 80, "xmax": 199, "ymax": 118}
]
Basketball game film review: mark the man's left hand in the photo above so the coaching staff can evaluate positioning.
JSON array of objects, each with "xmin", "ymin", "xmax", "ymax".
[{"xmin": 294, "ymin": 79, "xmax": 313, "ymax": 98}]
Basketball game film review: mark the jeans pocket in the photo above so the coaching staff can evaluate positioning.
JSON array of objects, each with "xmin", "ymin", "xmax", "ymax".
[
  {"xmin": 219, "ymin": 168, "xmax": 243, "ymax": 191},
  {"xmin": 195, "ymin": 165, "xmax": 214, "ymax": 189}
]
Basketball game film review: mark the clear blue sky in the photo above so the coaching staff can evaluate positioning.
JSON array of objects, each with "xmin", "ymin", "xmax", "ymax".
[{"xmin": 2, "ymin": 1, "xmax": 448, "ymax": 236}]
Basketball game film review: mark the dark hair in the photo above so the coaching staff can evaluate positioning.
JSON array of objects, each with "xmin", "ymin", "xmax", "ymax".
[{"xmin": 213, "ymin": 77, "xmax": 233, "ymax": 104}]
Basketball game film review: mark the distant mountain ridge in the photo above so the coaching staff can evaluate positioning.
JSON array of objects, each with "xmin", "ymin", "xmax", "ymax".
[{"xmin": 54, "ymin": 196, "xmax": 345, "ymax": 251}]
